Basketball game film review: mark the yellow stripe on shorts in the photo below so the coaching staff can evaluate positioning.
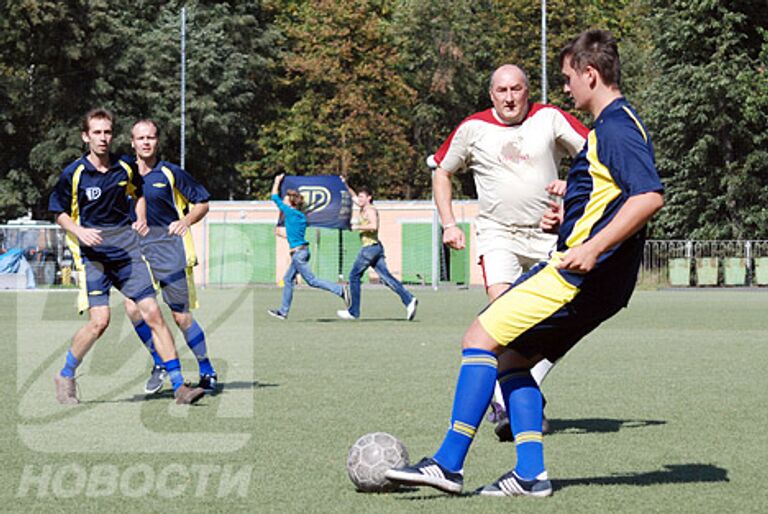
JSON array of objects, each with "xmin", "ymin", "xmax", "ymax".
[{"xmin": 478, "ymin": 260, "xmax": 579, "ymax": 347}]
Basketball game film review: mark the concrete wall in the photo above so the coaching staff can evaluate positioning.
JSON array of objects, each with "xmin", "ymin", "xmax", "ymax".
[{"xmin": 192, "ymin": 199, "xmax": 483, "ymax": 286}]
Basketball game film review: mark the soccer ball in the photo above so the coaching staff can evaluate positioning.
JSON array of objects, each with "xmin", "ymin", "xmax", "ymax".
[{"xmin": 346, "ymin": 432, "xmax": 409, "ymax": 492}]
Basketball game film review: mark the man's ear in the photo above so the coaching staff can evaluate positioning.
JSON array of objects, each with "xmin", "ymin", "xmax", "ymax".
[
  {"xmin": 81, "ymin": 132, "xmax": 89, "ymax": 144},
  {"xmin": 586, "ymin": 66, "xmax": 600, "ymax": 89}
]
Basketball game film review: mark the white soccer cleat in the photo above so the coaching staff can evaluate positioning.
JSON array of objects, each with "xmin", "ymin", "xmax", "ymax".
[
  {"xmin": 336, "ymin": 309, "xmax": 357, "ymax": 321},
  {"xmin": 406, "ymin": 298, "xmax": 418, "ymax": 321}
]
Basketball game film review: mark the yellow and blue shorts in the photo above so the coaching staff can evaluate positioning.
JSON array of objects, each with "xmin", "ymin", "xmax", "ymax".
[{"xmin": 478, "ymin": 260, "xmax": 622, "ymax": 362}]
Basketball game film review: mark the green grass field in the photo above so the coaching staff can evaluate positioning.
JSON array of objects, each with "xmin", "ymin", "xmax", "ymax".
[{"xmin": 2, "ymin": 286, "xmax": 766, "ymax": 513}]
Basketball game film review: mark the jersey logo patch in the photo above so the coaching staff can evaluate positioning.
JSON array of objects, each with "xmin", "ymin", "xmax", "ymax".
[
  {"xmin": 85, "ymin": 187, "xmax": 102, "ymax": 201},
  {"xmin": 152, "ymin": 183, "xmax": 168, "ymax": 188},
  {"xmin": 118, "ymin": 181, "xmax": 128, "ymax": 186}
]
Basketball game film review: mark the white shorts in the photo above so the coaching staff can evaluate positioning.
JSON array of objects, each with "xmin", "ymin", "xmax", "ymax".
[{"xmin": 477, "ymin": 226, "xmax": 556, "ymax": 287}]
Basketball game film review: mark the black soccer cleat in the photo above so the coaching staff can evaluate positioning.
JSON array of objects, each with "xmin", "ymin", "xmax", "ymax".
[
  {"xmin": 476, "ymin": 470, "xmax": 552, "ymax": 497},
  {"xmin": 384, "ymin": 457, "xmax": 463, "ymax": 494},
  {"xmin": 197, "ymin": 373, "xmax": 219, "ymax": 394}
]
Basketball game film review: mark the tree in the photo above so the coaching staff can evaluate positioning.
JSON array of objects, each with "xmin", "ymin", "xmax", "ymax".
[
  {"xmin": 641, "ymin": 0, "xmax": 768, "ymax": 239},
  {"xmin": 249, "ymin": 0, "xmax": 416, "ymax": 198}
]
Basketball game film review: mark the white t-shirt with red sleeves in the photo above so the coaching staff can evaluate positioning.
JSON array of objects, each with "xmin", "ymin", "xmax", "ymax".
[{"xmin": 434, "ymin": 104, "xmax": 588, "ymax": 234}]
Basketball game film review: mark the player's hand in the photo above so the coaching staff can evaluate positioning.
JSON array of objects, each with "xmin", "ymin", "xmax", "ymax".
[
  {"xmin": 274, "ymin": 173, "xmax": 285, "ymax": 184},
  {"xmin": 168, "ymin": 220, "xmax": 189, "ymax": 236},
  {"xmin": 540, "ymin": 200, "xmax": 563, "ymax": 234},
  {"xmin": 77, "ymin": 227, "xmax": 102, "ymax": 247},
  {"xmin": 557, "ymin": 243, "xmax": 600, "ymax": 274},
  {"xmin": 132, "ymin": 219, "xmax": 149, "ymax": 237},
  {"xmin": 545, "ymin": 179, "xmax": 567, "ymax": 197},
  {"xmin": 443, "ymin": 225, "xmax": 465, "ymax": 250}
]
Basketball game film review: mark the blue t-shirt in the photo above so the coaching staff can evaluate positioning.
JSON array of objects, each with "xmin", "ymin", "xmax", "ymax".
[
  {"xmin": 49, "ymin": 153, "xmax": 143, "ymax": 262},
  {"xmin": 557, "ymin": 97, "xmax": 664, "ymax": 306},
  {"xmin": 271, "ymin": 194, "xmax": 308, "ymax": 249}
]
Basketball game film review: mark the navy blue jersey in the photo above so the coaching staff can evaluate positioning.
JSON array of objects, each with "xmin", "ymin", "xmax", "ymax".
[
  {"xmin": 49, "ymin": 154, "xmax": 143, "ymax": 263},
  {"xmin": 557, "ymin": 97, "xmax": 663, "ymax": 306},
  {"xmin": 137, "ymin": 160, "xmax": 210, "ymax": 267}
]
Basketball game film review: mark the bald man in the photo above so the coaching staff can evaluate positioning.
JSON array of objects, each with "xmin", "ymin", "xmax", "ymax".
[{"xmin": 431, "ymin": 64, "xmax": 589, "ymax": 439}]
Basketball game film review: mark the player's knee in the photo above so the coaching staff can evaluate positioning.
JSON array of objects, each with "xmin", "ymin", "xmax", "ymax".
[
  {"xmin": 137, "ymin": 299, "xmax": 164, "ymax": 326},
  {"xmin": 172, "ymin": 311, "xmax": 192, "ymax": 330},
  {"xmin": 461, "ymin": 319, "xmax": 500, "ymax": 353},
  {"xmin": 123, "ymin": 299, "xmax": 141, "ymax": 321},
  {"xmin": 88, "ymin": 312, "xmax": 111, "ymax": 335}
]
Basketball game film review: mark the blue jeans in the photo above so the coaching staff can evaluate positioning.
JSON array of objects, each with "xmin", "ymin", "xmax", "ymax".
[
  {"xmin": 280, "ymin": 246, "xmax": 343, "ymax": 314},
  {"xmin": 348, "ymin": 243, "xmax": 413, "ymax": 318}
]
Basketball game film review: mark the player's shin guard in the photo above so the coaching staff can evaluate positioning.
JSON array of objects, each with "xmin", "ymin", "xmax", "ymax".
[
  {"xmin": 183, "ymin": 320, "xmax": 214, "ymax": 376},
  {"xmin": 499, "ymin": 368, "xmax": 545, "ymax": 480},
  {"xmin": 132, "ymin": 319, "xmax": 163, "ymax": 367},
  {"xmin": 163, "ymin": 358, "xmax": 184, "ymax": 392},
  {"xmin": 433, "ymin": 348, "xmax": 498, "ymax": 472}
]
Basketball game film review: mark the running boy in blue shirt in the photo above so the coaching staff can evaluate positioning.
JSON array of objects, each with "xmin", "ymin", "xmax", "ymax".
[{"xmin": 267, "ymin": 174, "xmax": 350, "ymax": 319}]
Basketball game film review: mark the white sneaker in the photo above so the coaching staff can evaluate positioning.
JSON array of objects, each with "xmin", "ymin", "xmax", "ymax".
[
  {"xmin": 336, "ymin": 309, "xmax": 357, "ymax": 320},
  {"xmin": 406, "ymin": 298, "xmax": 418, "ymax": 321}
]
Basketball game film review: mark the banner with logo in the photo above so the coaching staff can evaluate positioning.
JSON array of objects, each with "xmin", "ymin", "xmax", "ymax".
[{"xmin": 277, "ymin": 175, "xmax": 352, "ymax": 229}]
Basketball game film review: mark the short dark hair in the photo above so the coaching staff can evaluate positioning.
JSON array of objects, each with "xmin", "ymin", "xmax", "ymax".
[
  {"xmin": 81, "ymin": 108, "xmax": 114, "ymax": 133},
  {"xmin": 357, "ymin": 185, "xmax": 373, "ymax": 199},
  {"xmin": 559, "ymin": 30, "xmax": 621, "ymax": 87},
  {"xmin": 131, "ymin": 118, "xmax": 159, "ymax": 138}
]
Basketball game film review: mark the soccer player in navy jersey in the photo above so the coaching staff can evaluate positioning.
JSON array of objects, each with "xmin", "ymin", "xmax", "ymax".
[
  {"xmin": 49, "ymin": 108, "xmax": 204, "ymax": 405},
  {"xmin": 122, "ymin": 119, "xmax": 218, "ymax": 395},
  {"xmin": 386, "ymin": 29, "xmax": 664, "ymax": 497}
]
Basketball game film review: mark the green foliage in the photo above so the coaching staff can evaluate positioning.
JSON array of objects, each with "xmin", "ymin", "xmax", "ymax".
[
  {"xmin": 641, "ymin": 0, "xmax": 768, "ymax": 238},
  {"xmin": 1, "ymin": 0, "xmax": 766, "ymax": 238},
  {"xmin": 249, "ymin": 0, "xmax": 416, "ymax": 198}
]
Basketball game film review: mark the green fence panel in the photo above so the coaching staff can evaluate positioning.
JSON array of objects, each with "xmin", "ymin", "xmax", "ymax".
[
  {"xmin": 308, "ymin": 228, "xmax": 341, "ymax": 282},
  {"xmin": 668, "ymin": 258, "xmax": 691, "ymax": 286},
  {"xmin": 341, "ymin": 230, "xmax": 367, "ymax": 283},
  {"xmin": 449, "ymin": 223, "xmax": 471, "ymax": 284},
  {"xmin": 723, "ymin": 257, "xmax": 747, "ymax": 286},
  {"xmin": 695, "ymin": 257, "xmax": 718, "ymax": 286},
  {"xmin": 401, "ymin": 223, "xmax": 432, "ymax": 284},
  {"xmin": 208, "ymin": 223, "xmax": 274, "ymax": 284},
  {"xmin": 754, "ymin": 257, "xmax": 768, "ymax": 285}
]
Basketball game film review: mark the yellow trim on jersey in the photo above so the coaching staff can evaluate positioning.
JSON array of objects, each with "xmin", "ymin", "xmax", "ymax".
[
  {"xmin": 67, "ymin": 165, "xmax": 85, "ymax": 272},
  {"xmin": 118, "ymin": 159, "xmax": 137, "ymax": 199},
  {"xmin": 621, "ymin": 106, "xmax": 648, "ymax": 143},
  {"xmin": 478, "ymin": 261, "xmax": 579, "ymax": 346},
  {"xmin": 185, "ymin": 266, "xmax": 199, "ymax": 310},
  {"xmin": 566, "ymin": 131, "xmax": 623, "ymax": 248},
  {"xmin": 76, "ymin": 269, "xmax": 89, "ymax": 314},
  {"xmin": 160, "ymin": 166, "xmax": 198, "ymax": 267}
]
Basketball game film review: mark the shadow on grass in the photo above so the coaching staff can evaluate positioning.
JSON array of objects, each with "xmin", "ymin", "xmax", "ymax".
[
  {"xmin": 311, "ymin": 318, "xmax": 417, "ymax": 323},
  {"xmin": 555, "ymin": 463, "xmax": 729, "ymax": 490},
  {"xmin": 549, "ymin": 417, "xmax": 666, "ymax": 434},
  {"xmin": 88, "ymin": 380, "xmax": 280, "ymax": 404},
  {"xmin": 390, "ymin": 463, "xmax": 729, "ymax": 500}
]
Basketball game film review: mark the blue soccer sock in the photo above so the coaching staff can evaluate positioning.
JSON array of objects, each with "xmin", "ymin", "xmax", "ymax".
[
  {"xmin": 433, "ymin": 348, "xmax": 498, "ymax": 472},
  {"xmin": 163, "ymin": 359, "xmax": 184, "ymax": 392},
  {"xmin": 499, "ymin": 368, "xmax": 545, "ymax": 480},
  {"xmin": 183, "ymin": 320, "xmax": 215, "ymax": 376},
  {"xmin": 133, "ymin": 320, "xmax": 163, "ymax": 367},
  {"xmin": 60, "ymin": 350, "xmax": 80, "ymax": 378}
]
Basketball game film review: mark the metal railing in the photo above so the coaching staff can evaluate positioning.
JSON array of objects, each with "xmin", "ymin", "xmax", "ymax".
[{"xmin": 640, "ymin": 240, "xmax": 768, "ymax": 287}]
